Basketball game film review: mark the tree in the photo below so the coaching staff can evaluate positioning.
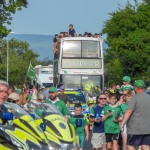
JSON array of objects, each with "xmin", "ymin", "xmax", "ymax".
[
  {"xmin": 39, "ymin": 57, "xmax": 53, "ymax": 66},
  {"xmin": 0, "ymin": 38, "xmax": 39, "ymax": 86},
  {"xmin": 102, "ymin": 0, "xmax": 150, "ymax": 85},
  {"xmin": 0, "ymin": 0, "xmax": 28, "ymax": 38},
  {"xmin": 105, "ymin": 54, "xmax": 123, "ymax": 85}
]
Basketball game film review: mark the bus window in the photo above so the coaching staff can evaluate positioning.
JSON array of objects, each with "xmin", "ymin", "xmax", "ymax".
[
  {"xmin": 62, "ymin": 75, "xmax": 81, "ymax": 89},
  {"xmin": 82, "ymin": 41, "xmax": 99, "ymax": 58},
  {"xmin": 62, "ymin": 41, "xmax": 81, "ymax": 57},
  {"xmin": 82, "ymin": 75, "xmax": 102, "ymax": 94}
]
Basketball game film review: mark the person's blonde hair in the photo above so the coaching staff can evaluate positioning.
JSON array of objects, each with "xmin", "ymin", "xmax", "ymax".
[{"xmin": 126, "ymin": 91, "xmax": 133, "ymax": 97}]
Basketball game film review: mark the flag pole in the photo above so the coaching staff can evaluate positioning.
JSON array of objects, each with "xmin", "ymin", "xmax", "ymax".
[{"xmin": 24, "ymin": 62, "xmax": 31, "ymax": 86}]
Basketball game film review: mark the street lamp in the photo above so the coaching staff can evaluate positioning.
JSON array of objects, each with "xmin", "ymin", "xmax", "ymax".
[{"xmin": 6, "ymin": 32, "xmax": 14, "ymax": 83}]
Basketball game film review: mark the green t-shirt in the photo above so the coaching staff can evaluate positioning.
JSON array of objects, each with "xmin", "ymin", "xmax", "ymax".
[
  {"xmin": 34, "ymin": 106, "xmax": 46, "ymax": 118},
  {"xmin": 101, "ymin": 105, "xmax": 121, "ymax": 134},
  {"xmin": 69, "ymin": 115, "xmax": 88, "ymax": 135},
  {"xmin": 120, "ymin": 103, "xmax": 128, "ymax": 116},
  {"xmin": 119, "ymin": 85, "xmax": 134, "ymax": 93},
  {"xmin": 119, "ymin": 103, "xmax": 128, "ymax": 124},
  {"xmin": 27, "ymin": 95, "xmax": 32, "ymax": 101},
  {"xmin": 46, "ymin": 99, "xmax": 68, "ymax": 116}
]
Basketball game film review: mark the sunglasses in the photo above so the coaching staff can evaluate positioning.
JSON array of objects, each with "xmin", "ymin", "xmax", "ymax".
[
  {"xmin": 89, "ymin": 103, "xmax": 94, "ymax": 105},
  {"xmin": 38, "ymin": 99, "xmax": 45, "ymax": 101},
  {"xmin": 99, "ymin": 98, "xmax": 107, "ymax": 100},
  {"xmin": 105, "ymin": 93, "xmax": 109, "ymax": 94},
  {"xmin": 7, "ymin": 100, "xmax": 17, "ymax": 103}
]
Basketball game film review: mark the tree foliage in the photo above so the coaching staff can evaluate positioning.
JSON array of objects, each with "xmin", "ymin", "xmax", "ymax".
[
  {"xmin": 0, "ymin": 0, "xmax": 28, "ymax": 38},
  {"xmin": 0, "ymin": 38, "xmax": 40, "ymax": 86},
  {"xmin": 102, "ymin": 0, "xmax": 150, "ymax": 85},
  {"xmin": 39, "ymin": 57, "xmax": 53, "ymax": 66}
]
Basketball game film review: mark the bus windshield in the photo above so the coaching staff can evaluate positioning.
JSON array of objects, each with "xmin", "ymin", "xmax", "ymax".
[
  {"xmin": 61, "ymin": 75, "xmax": 102, "ymax": 94},
  {"xmin": 62, "ymin": 40, "xmax": 100, "ymax": 58}
]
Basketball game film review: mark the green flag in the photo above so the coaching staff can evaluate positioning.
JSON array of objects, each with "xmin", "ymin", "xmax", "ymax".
[{"xmin": 27, "ymin": 63, "xmax": 37, "ymax": 80}]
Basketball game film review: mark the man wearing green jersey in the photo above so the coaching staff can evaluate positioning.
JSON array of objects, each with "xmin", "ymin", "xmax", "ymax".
[
  {"xmin": 46, "ymin": 87, "xmax": 68, "ymax": 118},
  {"xmin": 101, "ymin": 94, "xmax": 121, "ymax": 150}
]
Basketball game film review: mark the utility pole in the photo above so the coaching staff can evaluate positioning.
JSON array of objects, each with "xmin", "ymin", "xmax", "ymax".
[
  {"xmin": 6, "ymin": 32, "xmax": 14, "ymax": 83},
  {"xmin": 6, "ymin": 39, "xmax": 9, "ymax": 83}
]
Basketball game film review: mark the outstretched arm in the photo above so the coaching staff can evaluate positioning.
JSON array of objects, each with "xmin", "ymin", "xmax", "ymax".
[
  {"xmin": 120, "ymin": 109, "xmax": 133, "ymax": 131},
  {"xmin": 84, "ymin": 125, "xmax": 89, "ymax": 141}
]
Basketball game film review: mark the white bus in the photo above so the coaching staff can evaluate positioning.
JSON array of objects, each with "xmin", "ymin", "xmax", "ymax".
[
  {"xmin": 35, "ymin": 65, "xmax": 53, "ymax": 87},
  {"xmin": 53, "ymin": 37, "xmax": 104, "ymax": 94}
]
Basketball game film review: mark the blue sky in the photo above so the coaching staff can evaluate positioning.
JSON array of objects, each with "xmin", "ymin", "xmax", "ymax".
[{"xmin": 8, "ymin": 0, "xmax": 135, "ymax": 35}]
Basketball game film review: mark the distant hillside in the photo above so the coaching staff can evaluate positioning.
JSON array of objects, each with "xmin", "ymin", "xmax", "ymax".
[
  {"xmin": 7, "ymin": 34, "xmax": 108, "ymax": 60},
  {"xmin": 8, "ymin": 34, "xmax": 54, "ymax": 60}
]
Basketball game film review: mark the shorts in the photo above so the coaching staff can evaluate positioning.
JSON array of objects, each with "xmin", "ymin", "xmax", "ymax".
[
  {"xmin": 78, "ymin": 134, "xmax": 84, "ymax": 148},
  {"xmin": 91, "ymin": 133, "xmax": 106, "ymax": 148},
  {"xmin": 106, "ymin": 133, "xmax": 120, "ymax": 142},
  {"xmin": 118, "ymin": 132, "xmax": 123, "ymax": 146},
  {"xmin": 127, "ymin": 134, "xmax": 150, "ymax": 146}
]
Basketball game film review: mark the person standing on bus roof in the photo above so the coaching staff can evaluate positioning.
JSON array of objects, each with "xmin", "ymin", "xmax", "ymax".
[
  {"xmin": 53, "ymin": 36, "xmax": 59, "ymax": 55},
  {"xmin": 68, "ymin": 24, "xmax": 76, "ymax": 37}
]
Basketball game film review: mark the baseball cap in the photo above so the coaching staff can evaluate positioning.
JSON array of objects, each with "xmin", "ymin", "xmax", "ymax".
[
  {"xmin": 134, "ymin": 80, "xmax": 146, "ymax": 88},
  {"xmin": 88, "ymin": 100, "xmax": 94, "ymax": 104},
  {"xmin": 122, "ymin": 76, "xmax": 131, "ymax": 82},
  {"xmin": 8, "ymin": 92, "xmax": 20, "ymax": 101},
  {"xmin": 49, "ymin": 86, "xmax": 57, "ymax": 93}
]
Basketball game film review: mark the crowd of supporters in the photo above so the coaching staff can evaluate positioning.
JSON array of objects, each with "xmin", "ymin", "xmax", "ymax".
[
  {"xmin": 1, "ymin": 74, "xmax": 150, "ymax": 150},
  {"xmin": 53, "ymin": 24, "xmax": 102, "ymax": 55}
]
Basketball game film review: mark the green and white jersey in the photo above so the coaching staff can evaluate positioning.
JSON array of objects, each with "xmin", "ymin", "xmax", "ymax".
[
  {"xmin": 120, "ymin": 103, "xmax": 128, "ymax": 116},
  {"xmin": 46, "ymin": 98, "xmax": 68, "ymax": 116},
  {"xmin": 101, "ymin": 105, "xmax": 121, "ymax": 134},
  {"xmin": 119, "ymin": 84, "xmax": 134, "ymax": 93},
  {"xmin": 119, "ymin": 103, "xmax": 128, "ymax": 124},
  {"xmin": 69, "ymin": 115, "xmax": 88, "ymax": 135},
  {"xmin": 34, "ymin": 106, "xmax": 46, "ymax": 118}
]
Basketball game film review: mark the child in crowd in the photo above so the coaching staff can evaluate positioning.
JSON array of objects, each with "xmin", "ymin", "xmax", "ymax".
[
  {"xmin": 119, "ymin": 76, "xmax": 134, "ymax": 95},
  {"xmin": 118, "ymin": 90, "xmax": 134, "ymax": 150},
  {"xmin": 69, "ymin": 103, "xmax": 89, "ymax": 150},
  {"xmin": 88, "ymin": 100, "xmax": 95, "ymax": 130},
  {"xmin": 104, "ymin": 90, "xmax": 110, "ymax": 104},
  {"xmin": 101, "ymin": 94, "xmax": 121, "ymax": 150}
]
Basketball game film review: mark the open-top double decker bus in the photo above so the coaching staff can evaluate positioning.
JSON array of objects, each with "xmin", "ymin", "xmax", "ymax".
[{"xmin": 53, "ymin": 37, "xmax": 104, "ymax": 95}]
